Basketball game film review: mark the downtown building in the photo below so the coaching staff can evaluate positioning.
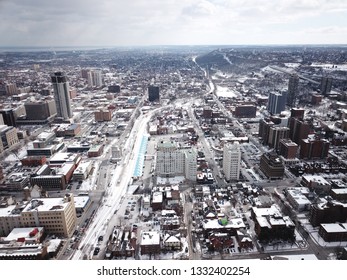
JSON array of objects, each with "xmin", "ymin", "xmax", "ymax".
[
  {"xmin": 288, "ymin": 108, "xmax": 311, "ymax": 145},
  {"xmin": 267, "ymin": 91, "xmax": 287, "ymax": 115},
  {"xmin": 0, "ymin": 194, "xmax": 77, "ymax": 237},
  {"xmin": 155, "ymin": 141, "xmax": 196, "ymax": 181},
  {"xmin": 0, "ymin": 125, "xmax": 19, "ymax": 154},
  {"xmin": 17, "ymin": 99, "xmax": 57, "ymax": 125},
  {"xmin": 267, "ymin": 126, "xmax": 290, "ymax": 151},
  {"xmin": 300, "ymin": 136, "xmax": 330, "ymax": 160},
  {"xmin": 259, "ymin": 152, "xmax": 285, "ymax": 179},
  {"xmin": 148, "ymin": 85, "xmax": 160, "ymax": 102},
  {"xmin": 223, "ymin": 141, "xmax": 241, "ymax": 181},
  {"xmin": 320, "ymin": 76, "xmax": 333, "ymax": 96},
  {"xmin": 87, "ymin": 69, "xmax": 103, "ymax": 88},
  {"xmin": 286, "ymin": 74, "xmax": 299, "ymax": 107},
  {"xmin": 51, "ymin": 72, "xmax": 72, "ymax": 121}
]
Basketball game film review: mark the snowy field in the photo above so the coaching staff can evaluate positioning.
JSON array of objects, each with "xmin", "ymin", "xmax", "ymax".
[
  {"xmin": 215, "ymin": 85, "xmax": 238, "ymax": 98},
  {"xmin": 310, "ymin": 63, "xmax": 347, "ymax": 71}
]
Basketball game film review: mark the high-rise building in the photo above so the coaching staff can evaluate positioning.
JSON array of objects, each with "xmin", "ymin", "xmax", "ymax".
[
  {"xmin": 148, "ymin": 86, "xmax": 160, "ymax": 102},
  {"xmin": 23, "ymin": 100, "xmax": 57, "ymax": 123},
  {"xmin": 184, "ymin": 149, "xmax": 197, "ymax": 181},
  {"xmin": 0, "ymin": 109, "xmax": 17, "ymax": 127},
  {"xmin": 320, "ymin": 76, "xmax": 333, "ymax": 96},
  {"xmin": 51, "ymin": 72, "xmax": 72, "ymax": 120},
  {"xmin": 87, "ymin": 70, "xmax": 103, "ymax": 88},
  {"xmin": 5, "ymin": 83, "xmax": 18, "ymax": 96},
  {"xmin": 259, "ymin": 152, "xmax": 285, "ymax": 179},
  {"xmin": 259, "ymin": 118, "xmax": 274, "ymax": 144},
  {"xmin": 288, "ymin": 108, "xmax": 310, "ymax": 145},
  {"xmin": 289, "ymin": 118, "xmax": 311, "ymax": 145},
  {"xmin": 223, "ymin": 142, "xmax": 241, "ymax": 181},
  {"xmin": 278, "ymin": 139, "xmax": 298, "ymax": 159},
  {"xmin": 155, "ymin": 140, "xmax": 196, "ymax": 180},
  {"xmin": 81, "ymin": 69, "xmax": 90, "ymax": 79},
  {"xmin": 0, "ymin": 125, "xmax": 19, "ymax": 153},
  {"xmin": 267, "ymin": 91, "xmax": 286, "ymax": 115},
  {"xmin": 287, "ymin": 74, "xmax": 299, "ymax": 107},
  {"xmin": 268, "ymin": 126, "xmax": 290, "ymax": 150},
  {"xmin": 300, "ymin": 136, "xmax": 330, "ymax": 159}
]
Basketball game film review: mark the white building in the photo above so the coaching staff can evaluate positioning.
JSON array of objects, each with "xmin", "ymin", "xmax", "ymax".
[
  {"xmin": 73, "ymin": 161, "xmax": 92, "ymax": 181},
  {"xmin": 87, "ymin": 70, "xmax": 103, "ymax": 88},
  {"xmin": 286, "ymin": 188, "xmax": 311, "ymax": 211},
  {"xmin": 51, "ymin": 72, "xmax": 72, "ymax": 120},
  {"xmin": 223, "ymin": 141, "xmax": 241, "ymax": 181},
  {"xmin": 184, "ymin": 149, "xmax": 197, "ymax": 181},
  {"xmin": 156, "ymin": 140, "xmax": 196, "ymax": 180}
]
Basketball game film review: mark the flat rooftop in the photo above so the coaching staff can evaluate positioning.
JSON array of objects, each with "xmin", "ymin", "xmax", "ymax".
[{"xmin": 22, "ymin": 197, "xmax": 71, "ymax": 213}]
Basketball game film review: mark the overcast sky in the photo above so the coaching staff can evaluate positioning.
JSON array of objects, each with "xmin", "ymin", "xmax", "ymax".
[{"xmin": 0, "ymin": 0, "xmax": 347, "ymax": 47}]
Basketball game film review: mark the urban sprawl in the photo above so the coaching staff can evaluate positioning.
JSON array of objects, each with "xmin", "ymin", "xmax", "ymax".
[{"xmin": 0, "ymin": 46, "xmax": 347, "ymax": 260}]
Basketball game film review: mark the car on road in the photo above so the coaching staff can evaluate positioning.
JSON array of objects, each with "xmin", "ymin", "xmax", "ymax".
[
  {"xmin": 93, "ymin": 247, "xmax": 100, "ymax": 255},
  {"xmin": 98, "ymin": 235, "xmax": 103, "ymax": 242}
]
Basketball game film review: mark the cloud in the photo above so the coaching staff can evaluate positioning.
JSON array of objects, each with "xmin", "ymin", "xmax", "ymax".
[{"xmin": 0, "ymin": 0, "xmax": 346, "ymax": 46}]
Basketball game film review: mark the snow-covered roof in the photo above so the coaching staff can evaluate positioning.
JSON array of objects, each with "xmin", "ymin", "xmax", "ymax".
[
  {"xmin": 252, "ymin": 204, "xmax": 282, "ymax": 217},
  {"xmin": 22, "ymin": 197, "xmax": 70, "ymax": 213},
  {"xmin": 4, "ymin": 227, "xmax": 44, "ymax": 241},
  {"xmin": 320, "ymin": 223, "xmax": 347, "ymax": 233},
  {"xmin": 0, "ymin": 204, "xmax": 20, "ymax": 217},
  {"xmin": 74, "ymin": 196, "xmax": 90, "ymax": 209},
  {"xmin": 152, "ymin": 192, "xmax": 163, "ymax": 203},
  {"xmin": 141, "ymin": 231, "xmax": 160, "ymax": 246},
  {"xmin": 302, "ymin": 175, "xmax": 330, "ymax": 185},
  {"xmin": 203, "ymin": 218, "xmax": 245, "ymax": 230},
  {"xmin": 47, "ymin": 239, "xmax": 62, "ymax": 253}
]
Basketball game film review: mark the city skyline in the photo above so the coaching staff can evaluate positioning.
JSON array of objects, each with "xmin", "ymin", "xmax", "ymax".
[{"xmin": 0, "ymin": 0, "xmax": 347, "ymax": 47}]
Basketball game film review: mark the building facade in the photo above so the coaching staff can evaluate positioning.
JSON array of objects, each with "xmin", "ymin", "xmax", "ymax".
[
  {"xmin": 51, "ymin": 72, "xmax": 72, "ymax": 120},
  {"xmin": 223, "ymin": 142, "xmax": 241, "ymax": 181},
  {"xmin": 267, "ymin": 91, "xmax": 286, "ymax": 115}
]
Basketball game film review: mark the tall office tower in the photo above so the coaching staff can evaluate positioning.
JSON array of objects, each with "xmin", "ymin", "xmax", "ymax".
[
  {"xmin": 259, "ymin": 118, "xmax": 274, "ymax": 144},
  {"xmin": 81, "ymin": 69, "xmax": 90, "ymax": 79},
  {"xmin": 156, "ymin": 141, "xmax": 185, "ymax": 177},
  {"xmin": 267, "ymin": 91, "xmax": 287, "ymax": 115},
  {"xmin": 148, "ymin": 85, "xmax": 160, "ymax": 102},
  {"xmin": 320, "ymin": 76, "xmax": 333, "ymax": 96},
  {"xmin": 289, "ymin": 118, "xmax": 310, "ymax": 145},
  {"xmin": 51, "ymin": 72, "xmax": 72, "ymax": 120},
  {"xmin": 5, "ymin": 83, "xmax": 18, "ymax": 96},
  {"xmin": 287, "ymin": 74, "xmax": 299, "ymax": 107},
  {"xmin": 0, "ymin": 109, "xmax": 17, "ymax": 127},
  {"xmin": 87, "ymin": 70, "xmax": 103, "ymax": 88},
  {"xmin": 288, "ymin": 108, "xmax": 310, "ymax": 145},
  {"xmin": 268, "ymin": 126, "xmax": 290, "ymax": 150},
  {"xmin": 223, "ymin": 141, "xmax": 241, "ymax": 181}
]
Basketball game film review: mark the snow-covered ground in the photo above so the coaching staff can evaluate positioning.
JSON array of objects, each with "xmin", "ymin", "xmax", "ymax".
[
  {"xmin": 215, "ymin": 85, "xmax": 238, "ymax": 98},
  {"xmin": 284, "ymin": 63, "xmax": 301, "ymax": 68},
  {"xmin": 310, "ymin": 63, "xmax": 347, "ymax": 71}
]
